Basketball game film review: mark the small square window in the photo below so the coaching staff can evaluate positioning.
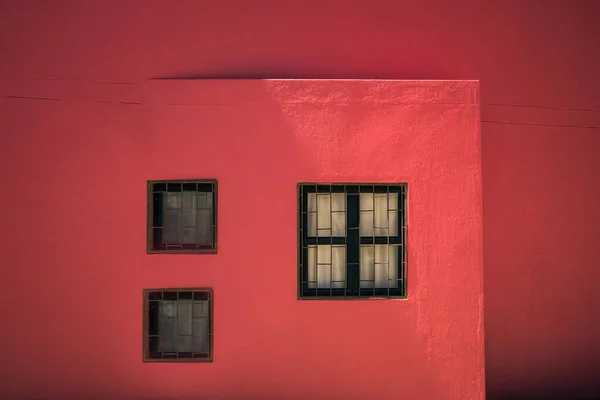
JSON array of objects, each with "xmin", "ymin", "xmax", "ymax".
[
  {"xmin": 143, "ymin": 288, "xmax": 213, "ymax": 362},
  {"xmin": 298, "ymin": 183, "xmax": 407, "ymax": 299},
  {"xmin": 147, "ymin": 180, "xmax": 217, "ymax": 253}
]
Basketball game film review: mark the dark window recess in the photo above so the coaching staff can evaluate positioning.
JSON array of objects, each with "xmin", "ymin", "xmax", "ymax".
[
  {"xmin": 298, "ymin": 184, "xmax": 406, "ymax": 299},
  {"xmin": 147, "ymin": 180, "xmax": 217, "ymax": 253},
  {"xmin": 143, "ymin": 288, "xmax": 213, "ymax": 362}
]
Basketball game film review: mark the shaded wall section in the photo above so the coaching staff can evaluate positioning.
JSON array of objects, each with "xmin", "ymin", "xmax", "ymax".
[
  {"xmin": 482, "ymin": 121, "xmax": 600, "ymax": 400},
  {"xmin": 1, "ymin": 1, "xmax": 600, "ymax": 398}
]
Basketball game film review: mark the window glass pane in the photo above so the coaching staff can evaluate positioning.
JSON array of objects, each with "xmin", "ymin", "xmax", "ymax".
[
  {"xmin": 192, "ymin": 318, "xmax": 209, "ymax": 352},
  {"xmin": 308, "ymin": 193, "xmax": 346, "ymax": 237},
  {"xmin": 181, "ymin": 192, "xmax": 196, "ymax": 226},
  {"xmin": 360, "ymin": 193, "xmax": 373, "ymax": 211},
  {"xmin": 317, "ymin": 259, "xmax": 331, "ymax": 289},
  {"xmin": 159, "ymin": 301, "xmax": 177, "ymax": 352},
  {"xmin": 163, "ymin": 193, "xmax": 196, "ymax": 244},
  {"xmin": 318, "ymin": 244, "xmax": 331, "ymax": 264},
  {"xmin": 331, "ymin": 193, "xmax": 345, "ymax": 211},
  {"xmin": 163, "ymin": 209, "xmax": 180, "ymax": 244},
  {"xmin": 163, "ymin": 192, "xmax": 202, "ymax": 245},
  {"xmin": 362, "ymin": 245, "xmax": 399, "ymax": 289},
  {"xmin": 159, "ymin": 318, "xmax": 177, "ymax": 352},
  {"xmin": 196, "ymin": 192, "xmax": 207, "ymax": 209},
  {"xmin": 193, "ymin": 301, "xmax": 209, "ymax": 318},
  {"xmin": 388, "ymin": 192, "xmax": 399, "ymax": 210},
  {"xmin": 308, "ymin": 245, "xmax": 346, "ymax": 289},
  {"xmin": 307, "ymin": 193, "xmax": 317, "ymax": 212},
  {"xmin": 193, "ymin": 337, "xmax": 205, "ymax": 353},
  {"xmin": 180, "ymin": 227, "xmax": 196, "ymax": 244},
  {"xmin": 331, "ymin": 245, "xmax": 346, "ymax": 288},
  {"xmin": 196, "ymin": 209, "xmax": 212, "ymax": 245},
  {"xmin": 161, "ymin": 301, "xmax": 175, "ymax": 317},
  {"xmin": 196, "ymin": 192, "xmax": 212, "ymax": 210},
  {"xmin": 360, "ymin": 245, "xmax": 375, "ymax": 288},
  {"xmin": 332, "ymin": 212, "xmax": 345, "ymax": 236},
  {"xmin": 308, "ymin": 193, "xmax": 330, "ymax": 236},
  {"xmin": 165, "ymin": 193, "xmax": 180, "ymax": 210},
  {"xmin": 317, "ymin": 194, "xmax": 331, "ymax": 235},
  {"xmin": 193, "ymin": 317, "xmax": 208, "ymax": 338},
  {"xmin": 374, "ymin": 194, "xmax": 388, "ymax": 236},
  {"xmin": 317, "ymin": 245, "xmax": 331, "ymax": 289},
  {"xmin": 374, "ymin": 245, "xmax": 399, "ymax": 288},
  {"xmin": 177, "ymin": 300, "xmax": 192, "ymax": 336},
  {"xmin": 389, "ymin": 211, "xmax": 398, "ymax": 236},
  {"xmin": 374, "ymin": 244, "xmax": 388, "ymax": 263},
  {"xmin": 374, "ymin": 244, "xmax": 388, "ymax": 288},
  {"xmin": 360, "ymin": 211, "xmax": 374, "ymax": 236},
  {"xmin": 360, "ymin": 193, "xmax": 398, "ymax": 237},
  {"xmin": 192, "ymin": 304, "xmax": 209, "ymax": 353}
]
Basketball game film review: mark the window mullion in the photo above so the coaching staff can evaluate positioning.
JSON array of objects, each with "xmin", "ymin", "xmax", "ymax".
[{"xmin": 346, "ymin": 193, "xmax": 360, "ymax": 295}]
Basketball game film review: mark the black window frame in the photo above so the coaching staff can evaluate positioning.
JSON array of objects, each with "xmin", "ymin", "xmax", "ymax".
[
  {"xmin": 297, "ymin": 183, "xmax": 407, "ymax": 299},
  {"xmin": 142, "ymin": 288, "xmax": 214, "ymax": 363},
  {"xmin": 147, "ymin": 179, "xmax": 218, "ymax": 254}
]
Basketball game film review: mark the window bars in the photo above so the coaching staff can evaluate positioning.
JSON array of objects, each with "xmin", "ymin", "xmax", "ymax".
[
  {"xmin": 143, "ymin": 288, "xmax": 213, "ymax": 362},
  {"xmin": 147, "ymin": 180, "xmax": 217, "ymax": 253},
  {"xmin": 298, "ymin": 184, "xmax": 406, "ymax": 298}
]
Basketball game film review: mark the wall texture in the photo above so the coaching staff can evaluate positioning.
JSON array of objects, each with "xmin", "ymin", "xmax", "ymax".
[
  {"xmin": 0, "ymin": 77, "xmax": 485, "ymax": 399},
  {"xmin": 1, "ymin": 1, "xmax": 599, "ymax": 399}
]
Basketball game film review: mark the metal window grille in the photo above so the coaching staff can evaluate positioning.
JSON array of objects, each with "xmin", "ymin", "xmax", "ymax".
[
  {"xmin": 143, "ymin": 288, "xmax": 213, "ymax": 362},
  {"xmin": 147, "ymin": 180, "xmax": 217, "ymax": 253},
  {"xmin": 298, "ymin": 184, "xmax": 406, "ymax": 298}
]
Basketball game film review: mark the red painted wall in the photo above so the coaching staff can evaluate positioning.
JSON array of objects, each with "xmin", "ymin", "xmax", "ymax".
[
  {"xmin": 1, "ymin": 1, "xmax": 599, "ymax": 399},
  {"xmin": 0, "ymin": 78, "xmax": 485, "ymax": 399}
]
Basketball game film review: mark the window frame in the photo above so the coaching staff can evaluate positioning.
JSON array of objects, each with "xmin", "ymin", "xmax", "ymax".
[
  {"xmin": 297, "ymin": 183, "xmax": 407, "ymax": 300},
  {"xmin": 142, "ymin": 287, "xmax": 214, "ymax": 363},
  {"xmin": 147, "ymin": 179, "xmax": 218, "ymax": 254}
]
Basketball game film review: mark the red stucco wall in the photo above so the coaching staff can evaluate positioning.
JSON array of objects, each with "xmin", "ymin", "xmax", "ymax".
[
  {"xmin": 0, "ymin": 78, "xmax": 485, "ymax": 399},
  {"xmin": 1, "ymin": 1, "xmax": 599, "ymax": 399}
]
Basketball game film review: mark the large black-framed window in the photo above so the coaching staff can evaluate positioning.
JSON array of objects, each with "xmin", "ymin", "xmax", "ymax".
[
  {"xmin": 147, "ymin": 180, "xmax": 217, "ymax": 254},
  {"xmin": 298, "ymin": 183, "xmax": 406, "ymax": 299},
  {"xmin": 143, "ymin": 288, "xmax": 213, "ymax": 362}
]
